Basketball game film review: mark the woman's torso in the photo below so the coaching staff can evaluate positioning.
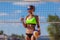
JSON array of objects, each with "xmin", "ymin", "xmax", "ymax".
[{"xmin": 25, "ymin": 15, "xmax": 37, "ymax": 34}]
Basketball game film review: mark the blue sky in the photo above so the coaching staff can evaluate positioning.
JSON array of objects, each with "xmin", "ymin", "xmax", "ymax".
[{"xmin": 0, "ymin": 2, "xmax": 60, "ymax": 36}]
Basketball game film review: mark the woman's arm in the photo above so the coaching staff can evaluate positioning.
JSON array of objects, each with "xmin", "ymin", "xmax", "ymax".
[
  {"xmin": 21, "ymin": 17, "xmax": 27, "ymax": 28},
  {"xmin": 35, "ymin": 16, "xmax": 41, "ymax": 35},
  {"xmin": 22, "ymin": 21, "xmax": 27, "ymax": 28}
]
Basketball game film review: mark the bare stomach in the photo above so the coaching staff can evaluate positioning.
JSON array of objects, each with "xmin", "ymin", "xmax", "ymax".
[
  {"xmin": 26, "ymin": 28, "xmax": 34, "ymax": 34},
  {"xmin": 26, "ymin": 24, "xmax": 36, "ymax": 34}
]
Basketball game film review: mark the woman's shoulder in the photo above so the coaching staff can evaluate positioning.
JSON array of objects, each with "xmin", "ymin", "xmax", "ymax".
[
  {"xmin": 34, "ymin": 15, "xmax": 40, "ymax": 20},
  {"xmin": 34, "ymin": 15, "xmax": 39, "ymax": 17},
  {"xmin": 26, "ymin": 15, "xmax": 29, "ymax": 18},
  {"xmin": 25, "ymin": 15, "xmax": 29, "ymax": 19}
]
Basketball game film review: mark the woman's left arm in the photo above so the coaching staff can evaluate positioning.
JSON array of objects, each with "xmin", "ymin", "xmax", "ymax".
[{"xmin": 35, "ymin": 16, "xmax": 41, "ymax": 35}]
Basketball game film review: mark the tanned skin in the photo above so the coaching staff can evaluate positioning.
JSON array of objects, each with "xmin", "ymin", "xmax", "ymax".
[{"xmin": 21, "ymin": 6, "xmax": 41, "ymax": 40}]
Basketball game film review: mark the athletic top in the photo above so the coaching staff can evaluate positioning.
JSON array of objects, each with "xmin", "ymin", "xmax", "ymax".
[{"xmin": 26, "ymin": 17, "xmax": 37, "ymax": 24}]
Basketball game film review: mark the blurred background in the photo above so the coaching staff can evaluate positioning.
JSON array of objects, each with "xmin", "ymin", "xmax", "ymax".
[{"xmin": 0, "ymin": 0, "xmax": 60, "ymax": 40}]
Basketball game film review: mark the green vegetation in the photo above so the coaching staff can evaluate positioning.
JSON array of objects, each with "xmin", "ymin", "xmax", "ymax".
[
  {"xmin": 0, "ymin": 30, "xmax": 4, "ymax": 35},
  {"xmin": 11, "ymin": 34, "xmax": 25, "ymax": 39},
  {"xmin": 47, "ymin": 15, "xmax": 60, "ymax": 40},
  {"xmin": 0, "ymin": 30, "xmax": 25, "ymax": 40}
]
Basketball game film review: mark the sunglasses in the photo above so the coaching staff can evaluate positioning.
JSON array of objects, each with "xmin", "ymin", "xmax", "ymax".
[{"xmin": 27, "ymin": 8, "xmax": 32, "ymax": 10}]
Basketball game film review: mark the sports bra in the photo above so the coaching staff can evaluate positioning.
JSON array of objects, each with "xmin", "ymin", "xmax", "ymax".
[{"xmin": 26, "ymin": 17, "xmax": 37, "ymax": 24}]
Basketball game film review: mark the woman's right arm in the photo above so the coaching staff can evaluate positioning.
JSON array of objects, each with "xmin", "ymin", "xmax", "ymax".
[
  {"xmin": 22, "ymin": 21, "xmax": 27, "ymax": 28},
  {"xmin": 21, "ymin": 16, "xmax": 27, "ymax": 28}
]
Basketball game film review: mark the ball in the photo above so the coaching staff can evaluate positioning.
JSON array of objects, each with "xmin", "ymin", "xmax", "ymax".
[{"xmin": 33, "ymin": 31, "xmax": 39, "ymax": 38}]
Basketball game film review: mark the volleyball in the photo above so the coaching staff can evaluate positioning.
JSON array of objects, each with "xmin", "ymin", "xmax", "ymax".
[{"xmin": 33, "ymin": 31, "xmax": 39, "ymax": 38}]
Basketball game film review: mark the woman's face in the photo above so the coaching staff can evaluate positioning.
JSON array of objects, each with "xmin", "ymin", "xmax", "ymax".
[{"xmin": 28, "ymin": 9, "xmax": 34, "ymax": 14}]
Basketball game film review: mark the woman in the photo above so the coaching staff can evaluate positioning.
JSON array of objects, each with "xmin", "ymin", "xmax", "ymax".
[{"xmin": 21, "ymin": 5, "xmax": 41, "ymax": 40}]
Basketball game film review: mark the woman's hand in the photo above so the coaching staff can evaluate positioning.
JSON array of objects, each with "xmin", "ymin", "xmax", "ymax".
[
  {"xmin": 20, "ymin": 18, "xmax": 24, "ymax": 23},
  {"xmin": 38, "ymin": 30, "xmax": 41, "ymax": 36}
]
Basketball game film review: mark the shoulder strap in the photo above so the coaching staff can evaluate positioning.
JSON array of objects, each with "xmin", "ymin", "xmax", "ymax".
[
  {"xmin": 34, "ymin": 15, "xmax": 38, "ymax": 23},
  {"xmin": 25, "ymin": 15, "xmax": 29, "ymax": 20}
]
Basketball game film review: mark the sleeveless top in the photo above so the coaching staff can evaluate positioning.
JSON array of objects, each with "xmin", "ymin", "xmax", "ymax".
[{"xmin": 26, "ymin": 17, "xmax": 37, "ymax": 24}]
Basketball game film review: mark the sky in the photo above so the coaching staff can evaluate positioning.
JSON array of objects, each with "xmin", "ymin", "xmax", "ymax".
[{"xmin": 0, "ymin": 0, "xmax": 60, "ymax": 36}]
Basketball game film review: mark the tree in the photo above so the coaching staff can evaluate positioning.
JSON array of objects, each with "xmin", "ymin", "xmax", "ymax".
[
  {"xmin": 11, "ymin": 34, "xmax": 25, "ymax": 40},
  {"xmin": 47, "ymin": 15, "xmax": 60, "ymax": 40},
  {"xmin": 0, "ymin": 30, "xmax": 4, "ymax": 35}
]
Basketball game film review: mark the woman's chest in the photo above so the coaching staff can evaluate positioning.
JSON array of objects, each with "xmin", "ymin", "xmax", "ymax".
[{"xmin": 27, "ymin": 15, "xmax": 34, "ymax": 20}]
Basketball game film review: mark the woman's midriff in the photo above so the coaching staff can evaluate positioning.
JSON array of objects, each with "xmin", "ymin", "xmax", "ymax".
[{"xmin": 26, "ymin": 24, "xmax": 36, "ymax": 34}]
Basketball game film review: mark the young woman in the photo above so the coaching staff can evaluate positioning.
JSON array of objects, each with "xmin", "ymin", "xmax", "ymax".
[{"xmin": 21, "ymin": 5, "xmax": 41, "ymax": 40}]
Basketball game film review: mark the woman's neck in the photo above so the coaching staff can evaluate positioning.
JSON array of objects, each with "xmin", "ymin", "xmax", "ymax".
[{"xmin": 29, "ymin": 12, "xmax": 34, "ymax": 16}]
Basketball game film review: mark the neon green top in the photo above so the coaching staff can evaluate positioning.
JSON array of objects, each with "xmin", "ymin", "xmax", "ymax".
[{"xmin": 26, "ymin": 17, "xmax": 37, "ymax": 24}]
